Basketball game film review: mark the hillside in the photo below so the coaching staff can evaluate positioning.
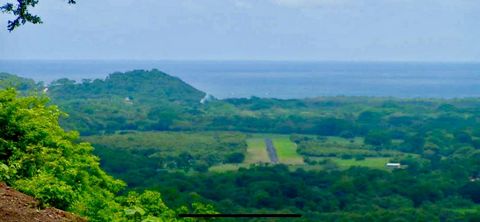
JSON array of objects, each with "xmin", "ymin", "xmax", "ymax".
[
  {"xmin": 0, "ymin": 72, "xmax": 41, "ymax": 92},
  {"xmin": 0, "ymin": 71, "xmax": 210, "ymax": 134},
  {"xmin": 46, "ymin": 69, "xmax": 208, "ymax": 134},
  {"xmin": 48, "ymin": 69, "xmax": 205, "ymax": 103},
  {"xmin": 0, "ymin": 183, "xmax": 85, "ymax": 222}
]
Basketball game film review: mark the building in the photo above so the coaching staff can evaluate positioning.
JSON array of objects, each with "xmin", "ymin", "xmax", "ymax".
[
  {"xmin": 385, "ymin": 163, "xmax": 401, "ymax": 169},
  {"xmin": 124, "ymin": 96, "xmax": 133, "ymax": 104}
]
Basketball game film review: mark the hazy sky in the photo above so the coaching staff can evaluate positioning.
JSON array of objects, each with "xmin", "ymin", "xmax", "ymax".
[{"xmin": 0, "ymin": 0, "xmax": 479, "ymax": 61}]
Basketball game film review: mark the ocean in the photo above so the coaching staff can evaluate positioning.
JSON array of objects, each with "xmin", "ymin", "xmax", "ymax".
[{"xmin": 1, "ymin": 60, "xmax": 479, "ymax": 99}]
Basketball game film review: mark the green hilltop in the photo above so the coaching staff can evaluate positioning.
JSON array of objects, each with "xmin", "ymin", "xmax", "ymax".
[
  {"xmin": 0, "ymin": 70, "xmax": 209, "ymax": 135},
  {"xmin": 45, "ymin": 69, "xmax": 207, "ymax": 134},
  {"xmin": 0, "ymin": 72, "xmax": 42, "ymax": 92},
  {"xmin": 48, "ymin": 69, "xmax": 205, "ymax": 103}
]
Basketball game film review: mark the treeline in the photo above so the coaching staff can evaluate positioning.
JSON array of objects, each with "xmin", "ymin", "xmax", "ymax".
[{"xmin": 119, "ymin": 161, "xmax": 480, "ymax": 222}]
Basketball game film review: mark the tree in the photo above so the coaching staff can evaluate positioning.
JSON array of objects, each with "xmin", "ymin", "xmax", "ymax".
[
  {"xmin": 364, "ymin": 130, "xmax": 391, "ymax": 148},
  {"xmin": 225, "ymin": 152, "xmax": 245, "ymax": 164},
  {"xmin": 460, "ymin": 181, "xmax": 480, "ymax": 203},
  {"xmin": 1, "ymin": 0, "xmax": 76, "ymax": 32},
  {"xmin": 455, "ymin": 131, "xmax": 472, "ymax": 144}
]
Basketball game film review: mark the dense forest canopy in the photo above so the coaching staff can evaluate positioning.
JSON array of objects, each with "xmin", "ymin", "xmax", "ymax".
[
  {"xmin": 3, "ymin": 70, "xmax": 480, "ymax": 221},
  {"xmin": 47, "ymin": 69, "xmax": 206, "ymax": 135}
]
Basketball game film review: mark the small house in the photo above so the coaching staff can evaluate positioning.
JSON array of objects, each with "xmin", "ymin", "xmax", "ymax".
[
  {"xmin": 124, "ymin": 96, "xmax": 133, "ymax": 104},
  {"xmin": 385, "ymin": 163, "xmax": 401, "ymax": 169}
]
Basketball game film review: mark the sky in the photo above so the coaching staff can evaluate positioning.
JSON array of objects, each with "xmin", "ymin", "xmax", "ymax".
[{"xmin": 0, "ymin": 0, "xmax": 479, "ymax": 61}]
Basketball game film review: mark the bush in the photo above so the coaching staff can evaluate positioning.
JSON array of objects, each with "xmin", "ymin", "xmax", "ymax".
[
  {"xmin": 339, "ymin": 131, "xmax": 355, "ymax": 139},
  {"xmin": 193, "ymin": 162, "xmax": 209, "ymax": 173},
  {"xmin": 341, "ymin": 154, "xmax": 353, "ymax": 160},
  {"xmin": 365, "ymin": 131, "xmax": 392, "ymax": 147},
  {"xmin": 355, "ymin": 155, "xmax": 366, "ymax": 161},
  {"xmin": 226, "ymin": 152, "xmax": 245, "ymax": 163}
]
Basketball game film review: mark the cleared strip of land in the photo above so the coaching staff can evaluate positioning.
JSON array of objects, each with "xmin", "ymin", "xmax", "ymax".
[
  {"xmin": 245, "ymin": 138, "xmax": 270, "ymax": 164},
  {"xmin": 265, "ymin": 138, "xmax": 279, "ymax": 164},
  {"xmin": 272, "ymin": 137, "xmax": 304, "ymax": 165},
  {"xmin": 245, "ymin": 134, "xmax": 304, "ymax": 165},
  {"xmin": 210, "ymin": 134, "xmax": 391, "ymax": 172}
]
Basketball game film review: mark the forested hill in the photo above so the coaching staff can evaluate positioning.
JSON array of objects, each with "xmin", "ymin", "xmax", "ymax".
[
  {"xmin": 48, "ymin": 69, "xmax": 205, "ymax": 104},
  {"xmin": 0, "ymin": 70, "xmax": 210, "ymax": 134},
  {"xmin": 45, "ymin": 70, "xmax": 208, "ymax": 134},
  {"xmin": 0, "ymin": 72, "xmax": 42, "ymax": 92}
]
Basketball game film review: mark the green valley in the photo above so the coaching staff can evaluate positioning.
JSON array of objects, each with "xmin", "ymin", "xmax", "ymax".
[
  {"xmin": 2, "ymin": 1, "xmax": 477, "ymax": 221},
  {"xmin": 2, "ymin": 70, "xmax": 480, "ymax": 221}
]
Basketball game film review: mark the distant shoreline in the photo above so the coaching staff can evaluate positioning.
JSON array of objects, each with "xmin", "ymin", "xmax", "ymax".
[{"xmin": 2, "ymin": 60, "xmax": 480, "ymax": 99}]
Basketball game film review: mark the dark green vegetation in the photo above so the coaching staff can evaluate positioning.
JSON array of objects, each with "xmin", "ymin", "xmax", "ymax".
[
  {"xmin": 0, "ymin": 72, "xmax": 42, "ymax": 92},
  {"xmin": 129, "ymin": 165, "xmax": 480, "ymax": 221},
  {"xmin": 47, "ymin": 69, "xmax": 206, "ymax": 135},
  {"xmin": 3, "ymin": 70, "xmax": 480, "ymax": 221},
  {"xmin": 85, "ymin": 131, "xmax": 247, "ymax": 173}
]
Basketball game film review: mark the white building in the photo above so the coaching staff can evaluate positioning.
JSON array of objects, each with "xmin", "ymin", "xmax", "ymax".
[{"xmin": 385, "ymin": 163, "xmax": 401, "ymax": 169}]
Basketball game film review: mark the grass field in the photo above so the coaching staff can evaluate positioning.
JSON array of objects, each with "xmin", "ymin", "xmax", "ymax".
[
  {"xmin": 296, "ymin": 135, "xmax": 405, "ymax": 158},
  {"xmin": 209, "ymin": 163, "xmax": 250, "ymax": 172},
  {"xmin": 289, "ymin": 157, "xmax": 390, "ymax": 171},
  {"xmin": 211, "ymin": 133, "xmax": 303, "ymax": 172},
  {"xmin": 246, "ymin": 133, "xmax": 304, "ymax": 165},
  {"xmin": 450, "ymin": 206, "xmax": 480, "ymax": 214},
  {"xmin": 314, "ymin": 157, "xmax": 390, "ymax": 169},
  {"xmin": 210, "ymin": 133, "xmax": 391, "ymax": 172},
  {"xmin": 245, "ymin": 138, "xmax": 270, "ymax": 164},
  {"xmin": 323, "ymin": 136, "xmax": 364, "ymax": 146},
  {"xmin": 273, "ymin": 137, "xmax": 304, "ymax": 164}
]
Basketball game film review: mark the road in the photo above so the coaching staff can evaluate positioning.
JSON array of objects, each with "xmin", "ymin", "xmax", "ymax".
[{"xmin": 264, "ymin": 138, "xmax": 279, "ymax": 164}]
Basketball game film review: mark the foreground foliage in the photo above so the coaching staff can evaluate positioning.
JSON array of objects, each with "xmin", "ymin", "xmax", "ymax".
[{"xmin": 0, "ymin": 89, "xmax": 215, "ymax": 221}]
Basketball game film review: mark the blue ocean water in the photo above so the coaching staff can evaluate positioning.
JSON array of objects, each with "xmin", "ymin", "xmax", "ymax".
[{"xmin": 0, "ymin": 60, "xmax": 479, "ymax": 99}]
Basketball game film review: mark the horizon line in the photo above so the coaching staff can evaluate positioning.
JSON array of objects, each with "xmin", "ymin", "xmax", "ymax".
[{"xmin": 1, "ymin": 59, "xmax": 480, "ymax": 64}]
